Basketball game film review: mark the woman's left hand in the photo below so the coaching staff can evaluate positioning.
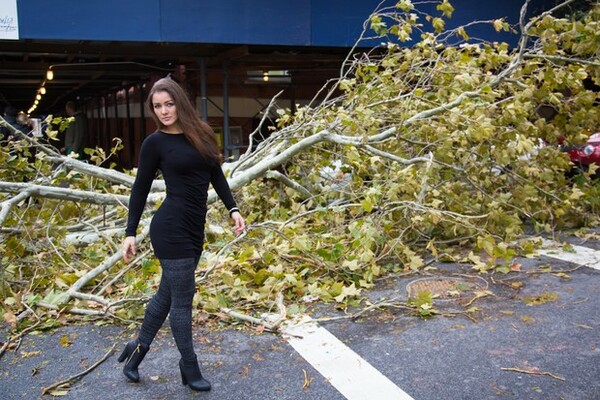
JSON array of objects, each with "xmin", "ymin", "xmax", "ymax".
[{"xmin": 231, "ymin": 211, "xmax": 245, "ymax": 236}]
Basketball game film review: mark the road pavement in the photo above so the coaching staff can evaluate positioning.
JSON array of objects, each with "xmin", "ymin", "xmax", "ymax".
[{"xmin": 1, "ymin": 232, "xmax": 599, "ymax": 399}]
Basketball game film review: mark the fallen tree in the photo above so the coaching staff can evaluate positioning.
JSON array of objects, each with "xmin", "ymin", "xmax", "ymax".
[{"xmin": 1, "ymin": 0, "xmax": 598, "ymax": 331}]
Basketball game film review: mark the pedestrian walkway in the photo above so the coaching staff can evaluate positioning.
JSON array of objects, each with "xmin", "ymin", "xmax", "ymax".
[
  {"xmin": 537, "ymin": 238, "xmax": 600, "ymax": 270},
  {"xmin": 284, "ymin": 316, "xmax": 415, "ymax": 400}
]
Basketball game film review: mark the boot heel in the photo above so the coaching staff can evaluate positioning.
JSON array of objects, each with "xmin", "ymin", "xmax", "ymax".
[
  {"xmin": 180, "ymin": 364, "xmax": 188, "ymax": 386},
  {"xmin": 121, "ymin": 341, "xmax": 149, "ymax": 383},
  {"xmin": 117, "ymin": 343, "xmax": 131, "ymax": 363},
  {"xmin": 179, "ymin": 358, "xmax": 211, "ymax": 391}
]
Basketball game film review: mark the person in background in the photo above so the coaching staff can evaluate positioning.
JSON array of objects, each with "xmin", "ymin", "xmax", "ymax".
[
  {"xmin": 16, "ymin": 112, "xmax": 31, "ymax": 133},
  {"xmin": 168, "ymin": 63, "xmax": 187, "ymax": 84},
  {"xmin": 1, "ymin": 105, "xmax": 22, "ymax": 144},
  {"xmin": 120, "ymin": 78, "xmax": 245, "ymax": 392},
  {"xmin": 167, "ymin": 63, "xmax": 195, "ymax": 104},
  {"xmin": 62, "ymin": 101, "xmax": 88, "ymax": 158}
]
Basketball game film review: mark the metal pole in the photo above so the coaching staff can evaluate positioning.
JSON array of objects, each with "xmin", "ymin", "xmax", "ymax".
[
  {"xmin": 290, "ymin": 72, "xmax": 296, "ymax": 115},
  {"xmin": 139, "ymin": 84, "xmax": 146, "ymax": 136},
  {"xmin": 125, "ymin": 86, "xmax": 133, "ymax": 168},
  {"xmin": 223, "ymin": 63, "xmax": 230, "ymax": 159},
  {"xmin": 113, "ymin": 92, "xmax": 120, "ymax": 141},
  {"xmin": 95, "ymin": 99, "xmax": 101, "ymax": 149},
  {"xmin": 103, "ymin": 96, "xmax": 110, "ymax": 152},
  {"xmin": 198, "ymin": 58, "xmax": 208, "ymax": 122}
]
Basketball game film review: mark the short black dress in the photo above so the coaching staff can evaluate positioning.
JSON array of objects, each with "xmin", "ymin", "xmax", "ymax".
[{"xmin": 126, "ymin": 131, "xmax": 237, "ymax": 259}]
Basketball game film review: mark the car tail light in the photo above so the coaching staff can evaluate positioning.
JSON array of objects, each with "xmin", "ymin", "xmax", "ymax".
[{"xmin": 583, "ymin": 145, "xmax": 595, "ymax": 156}]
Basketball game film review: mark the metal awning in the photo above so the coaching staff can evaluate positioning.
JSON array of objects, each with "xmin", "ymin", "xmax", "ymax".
[{"xmin": 0, "ymin": 39, "xmax": 355, "ymax": 115}]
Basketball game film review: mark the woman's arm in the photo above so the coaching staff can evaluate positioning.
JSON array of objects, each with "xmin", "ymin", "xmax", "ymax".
[
  {"xmin": 211, "ymin": 164, "xmax": 245, "ymax": 235},
  {"xmin": 124, "ymin": 135, "xmax": 160, "ymax": 239}
]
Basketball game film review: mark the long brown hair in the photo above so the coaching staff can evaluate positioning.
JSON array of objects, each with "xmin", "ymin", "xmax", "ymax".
[{"xmin": 146, "ymin": 77, "xmax": 221, "ymax": 165}]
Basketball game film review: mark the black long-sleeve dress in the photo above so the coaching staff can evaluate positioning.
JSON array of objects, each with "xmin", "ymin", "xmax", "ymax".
[{"xmin": 125, "ymin": 131, "xmax": 237, "ymax": 259}]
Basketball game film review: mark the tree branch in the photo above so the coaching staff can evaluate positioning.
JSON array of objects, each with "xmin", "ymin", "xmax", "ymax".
[
  {"xmin": 0, "ymin": 190, "xmax": 32, "ymax": 226},
  {"xmin": 0, "ymin": 181, "xmax": 164, "ymax": 207},
  {"xmin": 523, "ymin": 53, "xmax": 600, "ymax": 67},
  {"xmin": 41, "ymin": 343, "xmax": 117, "ymax": 395},
  {"xmin": 265, "ymin": 170, "xmax": 313, "ymax": 199}
]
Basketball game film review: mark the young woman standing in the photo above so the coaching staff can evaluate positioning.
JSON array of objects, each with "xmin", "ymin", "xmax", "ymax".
[{"xmin": 119, "ymin": 78, "xmax": 245, "ymax": 392}]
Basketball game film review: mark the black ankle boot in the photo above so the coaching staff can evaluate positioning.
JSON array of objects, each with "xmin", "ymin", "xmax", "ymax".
[
  {"xmin": 179, "ymin": 357, "xmax": 211, "ymax": 392},
  {"xmin": 118, "ymin": 340, "xmax": 149, "ymax": 382}
]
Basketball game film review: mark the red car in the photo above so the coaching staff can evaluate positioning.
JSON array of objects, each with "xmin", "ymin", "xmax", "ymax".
[
  {"xmin": 566, "ymin": 132, "xmax": 600, "ymax": 166},
  {"xmin": 561, "ymin": 132, "xmax": 600, "ymax": 177}
]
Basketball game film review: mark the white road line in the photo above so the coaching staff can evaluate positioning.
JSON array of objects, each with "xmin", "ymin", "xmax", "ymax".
[
  {"xmin": 283, "ymin": 316, "xmax": 415, "ymax": 400},
  {"xmin": 537, "ymin": 239, "xmax": 600, "ymax": 270}
]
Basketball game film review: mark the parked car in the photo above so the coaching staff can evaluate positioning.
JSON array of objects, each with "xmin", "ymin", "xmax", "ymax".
[{"xmin": 561, "ymin": 132, "xmax": 600, "ymax": 176}]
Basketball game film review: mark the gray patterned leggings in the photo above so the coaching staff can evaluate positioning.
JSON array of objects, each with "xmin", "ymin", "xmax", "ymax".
[{"xmin": 137, "ymin": 257, "xmax": 199, "ymax": 362}]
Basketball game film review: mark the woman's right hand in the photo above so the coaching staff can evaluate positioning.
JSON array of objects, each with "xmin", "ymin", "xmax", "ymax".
[{"xmin": 122, "ymin": 236, "xmax": 137, "ymax": 263}]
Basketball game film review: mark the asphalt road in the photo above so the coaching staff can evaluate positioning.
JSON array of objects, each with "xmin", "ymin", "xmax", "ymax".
[{"xmin": 1, "ymin": 232, "xmax": 599, "ymax": 400}]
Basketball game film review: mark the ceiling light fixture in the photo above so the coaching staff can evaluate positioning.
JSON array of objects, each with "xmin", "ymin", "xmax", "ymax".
[{"xmin": 246, "ymin": 70, "xmax": 291, "ymax": 84}]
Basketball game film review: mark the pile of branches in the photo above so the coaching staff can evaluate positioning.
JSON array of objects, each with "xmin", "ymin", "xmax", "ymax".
[{"xmin": 1, "ymin": 0, "xmax": 598, "ymax": 332}]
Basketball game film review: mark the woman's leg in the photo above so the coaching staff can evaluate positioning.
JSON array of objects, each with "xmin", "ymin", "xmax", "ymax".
[
  {"xmin": 160, "ymin": 257, "xmax": 198, "ymax": 362},
  {"xmin": 119, "ymin": 268, "xmax": 171, "ymax": 381},
  {"xmin": 137, "ymin": 269, "xmax": 172, "ymax": 347},
  {"xmin": 161, "ymin": 257, "xmax": 210, "ymax": 391}
]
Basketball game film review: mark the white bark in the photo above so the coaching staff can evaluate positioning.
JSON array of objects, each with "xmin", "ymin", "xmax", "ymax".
[
  {"xmin": 1, "ymin": 0, "xmax": 591, "ymax": 324},
  {"xmin": 0, "ymin": 190, "xmax": 31, "ymax": 225},
  {"xmin": 0, "ymin": 181, "xmax": 129, "ymax": 206},
  {"xmin": 0, "ymin": 182, "xmax": 164, "ymax": 207},
  {"xmin": 65, "ymin": 228, "xmax": 124, "ymax": 246}
]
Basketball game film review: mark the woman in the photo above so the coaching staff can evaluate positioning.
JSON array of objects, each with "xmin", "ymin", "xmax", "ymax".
[{"xmin": 119, "ymin": 78, "xmax": 245, "ymax": 392}]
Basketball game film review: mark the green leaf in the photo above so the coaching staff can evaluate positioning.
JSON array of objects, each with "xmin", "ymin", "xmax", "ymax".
[
  {"xmin": 42, "ymin": 290, "xmax": 69, "ymax": 306},
  {"xmin": 493, "ymin": 19, "xmax": 503, "ymax": 32},
  {"xmin": 328, "ymin": 282, "xmax": 344, "ymax": 297},
  {"xmin": 334, "ymin": 283, "xmax": 361, "ymax": 302},
  {"xmin": 432, "ymin": 17, "xmax": 445, "ymax": 33},
  {"xmin": 436, "ymin": 1, "xmax": 454, "ymax": 18},
  {"xmin": 360, "ymin": 198, "xmax": 374, "ymax": 212},
  {"xmin": 396, "ymin": 0, "xmax": 414, "ymax": 12}
]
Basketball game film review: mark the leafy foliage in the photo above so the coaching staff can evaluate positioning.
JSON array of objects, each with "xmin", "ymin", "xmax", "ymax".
[{"xmin": 1, "ymin": 1, "xmax": 599, "ymax": 331}]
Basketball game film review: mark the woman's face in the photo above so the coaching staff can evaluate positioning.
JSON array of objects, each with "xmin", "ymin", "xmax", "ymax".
[{"xmin": 152, "ymin": 91, "xmax": 181, "ymax": 133}]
